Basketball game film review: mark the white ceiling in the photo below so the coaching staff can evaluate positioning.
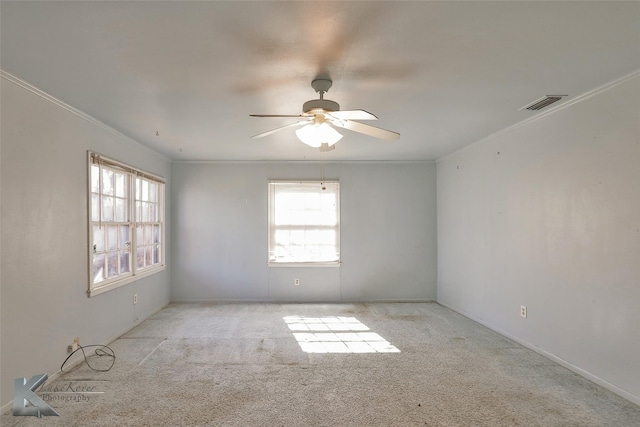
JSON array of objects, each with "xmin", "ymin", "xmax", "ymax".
[{"xmin": 2, "ymin": 1, "xmax": 639, "ymax": 161}]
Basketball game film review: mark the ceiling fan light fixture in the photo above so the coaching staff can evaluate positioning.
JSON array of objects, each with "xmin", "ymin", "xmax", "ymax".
[{"xmin": 295, "ymin": 122, "xmax": 343, "ymax": 148}]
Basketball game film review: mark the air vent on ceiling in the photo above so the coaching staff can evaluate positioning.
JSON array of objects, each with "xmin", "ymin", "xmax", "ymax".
[{"xmin": 520, "ymin": 95, "xmax": 568, "ymax": 111}]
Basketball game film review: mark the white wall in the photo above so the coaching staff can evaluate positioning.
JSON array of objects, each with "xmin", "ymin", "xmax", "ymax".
[
  {"xmin": 0, "ymin": 75, "xmax": 172, "ymax": 406},
  {"xmin": 171, "ymin": 161, "xmax": 437, "ymax": 302},
  {"xmin": 437, "ymin": 72, "xmax": 640, "ymax": 404}
]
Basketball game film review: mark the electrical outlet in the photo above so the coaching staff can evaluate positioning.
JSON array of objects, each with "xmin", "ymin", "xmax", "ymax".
[
  {"xmin": 520, "ymin": 305, "xmax": 527, "ymax": 318},
  {"xmin": 133, "ymin": 294, "xmax": 138, "ymax": 305},
  {"xmin": 294, "ymin": 278, "xmax": 300, "ymax": 286}
]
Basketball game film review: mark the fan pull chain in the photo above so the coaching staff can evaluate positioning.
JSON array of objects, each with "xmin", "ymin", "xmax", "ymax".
[{"xmin": 320, "ymin": 154, "xmax": 326, "ymax": 190}]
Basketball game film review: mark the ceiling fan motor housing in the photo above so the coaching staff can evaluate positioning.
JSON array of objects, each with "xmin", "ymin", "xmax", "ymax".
[{"xmin": 303, "ymin": 99, "xmax": 340, "ymax": 113}]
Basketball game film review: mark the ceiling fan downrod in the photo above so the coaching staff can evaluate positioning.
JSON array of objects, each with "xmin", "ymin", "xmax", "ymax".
[
  {"xmin": 304, "ymin": 79, "xmax": 339, "ymax": 113},
  {"xmin": 311, "ymin": 79, "xmax": 333, "ymax": 97}
]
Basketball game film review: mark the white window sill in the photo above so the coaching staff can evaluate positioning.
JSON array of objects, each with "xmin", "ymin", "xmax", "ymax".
[
  {"xmin": 88, "ymin": 265, "xmax": 166, "ymax": 297},
  {"xmin": 268, "ymin": 261, "xmax": 341, "ymax": 268}
]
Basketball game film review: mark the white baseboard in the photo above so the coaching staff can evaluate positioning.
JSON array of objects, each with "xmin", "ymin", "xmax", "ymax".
[
  {"xmin": 437, "ymin": 299, "xmax": 640, "ymax": 406},
  {"xmin": 169, "ymin": 298, "xmax": 436, "ymax": 304}
]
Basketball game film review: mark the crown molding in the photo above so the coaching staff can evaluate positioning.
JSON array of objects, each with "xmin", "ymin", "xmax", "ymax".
[
  {"xmin": 437, "ymin": 68, "xmax": 640, "ymax": 163},
  {"xmin": 1, "ymin": 69, "xmax": 170, "ymax": 160},
  {"xmin": 171, "ymin": 159, "xmax": 435, "ymax": 165}
]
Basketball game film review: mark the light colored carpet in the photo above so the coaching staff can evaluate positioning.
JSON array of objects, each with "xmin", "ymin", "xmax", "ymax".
[{"xmin": 3, "ymin": 303, "xmax": 639, "ymax": 426}]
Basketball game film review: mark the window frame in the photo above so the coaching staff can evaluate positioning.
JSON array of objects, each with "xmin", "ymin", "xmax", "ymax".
[
  {"xmin": 268, "ymin": 180, "xmax": 341, "ymax": 267},
  {"xmin": 87, "ymin": 151, "xmax": 165, "ymax": 297}
]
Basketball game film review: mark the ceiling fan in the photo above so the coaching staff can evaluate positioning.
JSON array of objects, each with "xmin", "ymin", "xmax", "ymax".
[{"xmin": 250, "ymin": 79, "xmax": 400, "ymax": 152}]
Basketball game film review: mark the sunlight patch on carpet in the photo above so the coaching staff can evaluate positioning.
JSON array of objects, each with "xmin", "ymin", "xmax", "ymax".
[{"xmin": 284, "ymin": 316, "xmax": 400, "ymax": 353}]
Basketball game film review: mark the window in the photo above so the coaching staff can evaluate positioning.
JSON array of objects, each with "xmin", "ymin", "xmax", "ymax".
[
  {"xmin": 88, "ymin": 152, "xmax": 165, "ymax": 296},
  {"xmin": 268, "ymin": 181, "xmax": 340, "ymax": 265}
]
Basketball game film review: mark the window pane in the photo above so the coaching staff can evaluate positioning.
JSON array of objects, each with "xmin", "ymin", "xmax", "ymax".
[
  {"xmin": 120, "ymin": 251, "xmax": 130, "ymax": 274},
  {"xmin": 120, "ymin": 225, "xmax": 130, "ymax": 250},
  {"xmin": 93, "ymin": 254, "xmax": 105, "ymax": 283},
  {"xmin": 149, "ymin": 202, "xmax": 157, "ymax": 222},
  {"xmin": 102, "ymin": 196, "xmax": 114, "ymax": 222},
  {"xmin": 91, "ymin": 165, "xmax": 100, "ymax": 193},
  {"xmin": 305, "ymin": 229, "xmax": 320, "ymax": 243},
  {"xmin": 141, "ymin": 179, "xmax": 149, "ymax": 201},
  {"xmin": 153, "ymin": 225, "xmax": 160, "ymax": 244},
  {"xmin": 107, "ymin": 252, "xmax": 119, "ymax": 278},
  {"xmin": 136, "ymin": 226, "xmax": 143, "ymax": 247},
  {"xmin": 93, "ymin": 225, "xmax": 104, "ymax": 252},
  {"xmin": 115, "ymin": 173, "xmax": 127, "ymax": 197},
  {"xmin": 102, "ymin": 169, "xmax": 114, "ymax": 195},
  {"xmin": 91, "ymin": 195, "xmax": 100, "ymax": 222},
  {"xmin": 153, "ymin": 244, "xmax": 160, "ymax": 264},
  {"xmin": 290, "ymin": 230, "xmax": 305, "ymax": 245},
  {"xmin": 149, "ymin": 182, "xmax": 157, "ymax": 202},
  {"xmin": 274, "ymin": 230, "xmax": 290, "ymax": 247},
  {"xmin": 107, "ymin": 226, "xmax": 118, "ymax": 251},
  {"xmin": 289, "ymin": 245, "xmax": 305, "ymax": 259},
  {"xmin": 274, "ymin": 245, "xmax": 289, "ymax": 259},
  {"xmin": 141, "ymin": 202, "xmax": 149, "ymax": 222},
  {"xmin": 145, "ymin": 246, "xmax": 153, "ymax": 266},
  {"xmin": 274, "ymin": 201, "xmax": 336, "ymax": 225},
  {"xmin": 144, "ymin": 225, "xmax": 153, "ymax": 245},
  {"xmin": 320, "ymin": 230, "xmax": 336, "ymax": 245},
  {"xmin": 135, "ymin": 178, "xmax": 141, "ymax": 202},
  {"xmin": 137, "ymin": 247, "xmax": 145, "ymax": 269},
  {"xmin": 115, "ymin": 197, "xmax": 127, "ymax": 222}
]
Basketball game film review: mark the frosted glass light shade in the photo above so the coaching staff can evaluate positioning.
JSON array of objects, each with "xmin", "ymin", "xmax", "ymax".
[{"xmin": 295, "ymin": 122, "xmax": 343, "ymax": 148}]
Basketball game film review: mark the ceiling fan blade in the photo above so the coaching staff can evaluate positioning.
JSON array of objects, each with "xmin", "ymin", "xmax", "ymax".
[
  {"xmin": 250, "ymin": 114, "xmax": 304, "ymax": 118},
  {"xmin": 328, "ymin": 110, "xmax": 378, "ymax": 120},
  {"xmin": 333, "ymin": 120, "xmax": 400, "ymax": 141},
  {"xmin": 251, "ymin": 120, "xmax": 310, "ymax": 138}
]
